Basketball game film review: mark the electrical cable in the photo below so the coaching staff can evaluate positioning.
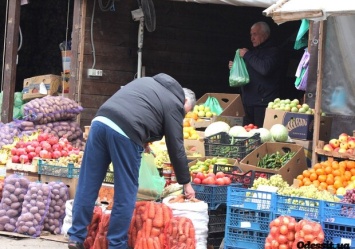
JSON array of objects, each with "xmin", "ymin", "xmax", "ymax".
[
  {"xmin": 18, "ymin": 26, "xmax": 22, "ymax": 51},
  {"xmin": 90, "ymin": 0, "xmax": 97, "ymax": 69},
  {"xmin": 1, "ymin": 0, "xmax": 10, "ymax": 92}
]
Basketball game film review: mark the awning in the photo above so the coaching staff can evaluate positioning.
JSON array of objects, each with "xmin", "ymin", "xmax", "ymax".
[
  {"xmin": 263, "ymin": 0, "xmax": 355, "ymax": 24},
  {"xmin": 170, "ymin": 0, "xmax": 277, "ymax": 8}
]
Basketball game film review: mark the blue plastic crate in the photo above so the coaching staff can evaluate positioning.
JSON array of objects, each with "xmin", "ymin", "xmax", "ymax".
[
  {"xmin": 227, "ymin": 186, "xmax": 277, "ymax": 212},
  {"xmin": 323, "ymin": 201, "xmax": 355, "ymax": 225},
  {"xmin": 224, "ymin": 227, "xmax": 268, "ymax": 249},
  {"xmin": 192, "ymin": 183, "xmax": 236, "ymax": 210},
  {"xmin": 226, "ymin": 206, "xmax": 274, "ymax": 232},
  {"xmin": 322, "ymin": 222, "xmax": 355, "ymax": 248},
  {"xmin": 38, "ymin": 159, "xmax": 79, "ymax": 178},
  {"xmin": 276, "ymin": 195, "xmax": 322, "ymax": 221}
]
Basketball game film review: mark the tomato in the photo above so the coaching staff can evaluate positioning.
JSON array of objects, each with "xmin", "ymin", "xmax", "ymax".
[
  {"xmin": 215, "ymin": 171, "xmax": 225, "ymax": 179},
  {"xmin": 207, "ymin": 172, "xmax": 216, "ymax": 178},
  {"xmin": 202, "ymin": 176, "xmax": 216, "ymax": 185},
  {"xmin": 19, "ymin": 154, "xmax": 29, "ymax": 164},
  {"xmin": 247, "ymin": 123, "xmax": 254, "ymax": 128},
  {"xmin": 223, "ymin": 176, "xmax": 231, "ymax": 185},
  {"xmin": 10, "ymin": 148, "xmax": 17, "ymax": 156},
  {"xmin": 193, "ymin": 178, "xmax": 201, "ymax": 184},
  {"xmin": 215, "ymin": 178, "xmax": 224, "ymax": 185},
  {"xmin": 48, "ymin": 136, "xmax": 59, "ymax": 145},
  {"xmin": 195, "ymin": 172, "xmax": 205, "ymax": 181},
  {"xmin": 38, "ymin": 133, "xmax": 49, "ymax": 142},
  {"xmin": 12, "ymin": 155, "xmax": 20, "ymax": 163}
]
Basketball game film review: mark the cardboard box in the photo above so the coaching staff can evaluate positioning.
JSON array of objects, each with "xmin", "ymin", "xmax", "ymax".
[
  {"xmin": 239, "ymin": 142, "xmax": 307, "ymax": 185},
  {"xmin": 193, "ymin": 93, "xmax": 245, "ymax": 128},
  {"xmin": 263, "ymin": 108, "xmax": 332, "ymax": 141},
  {"xmin": 39, "ymin": 175, "xmax": 78, "ymax": 199},
  {"xmin": 292, "ymin": 139, "xmax": 312, "ymax": 168},
  {"xmin": 184, "ymin": 131, "xmax": 205, "ymax": 160},
  {"xmin": 22, "ymin": 74, "xmax": 61, "ymax": 100},
  {"xmin": 6, "ymin": 170, "xmax": 39, "ymax": 182}
]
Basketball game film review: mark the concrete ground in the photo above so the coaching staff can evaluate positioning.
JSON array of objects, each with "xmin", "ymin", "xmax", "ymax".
[{"xmin": 0, "ymin": 233, "xmax": 68, "ymax": 249}]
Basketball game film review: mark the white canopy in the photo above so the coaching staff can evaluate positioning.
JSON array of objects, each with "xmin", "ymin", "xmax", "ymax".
[
  {"xmin": 171, "ymin": 0, "xmax": 277, "ymax": 8},
  {"xmin": 263, "ymin": 0, "xmax": 355, "ymax": 24}
]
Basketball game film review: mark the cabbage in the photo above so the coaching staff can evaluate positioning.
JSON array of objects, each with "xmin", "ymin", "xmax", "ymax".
[
  {"xmin": 228, "ymin": 126, "xmax": 246, "ymax": 137},
  {"xmin": 205, "ymin": 121, "xmax": 230, "ymax": 137},
  {"xmin": 270, "ymin": 124, "xmax": 289, "ymax": 142},
  {"xmin": 256, "ymin": 128, "xmax": 272, "ymax": 143}
]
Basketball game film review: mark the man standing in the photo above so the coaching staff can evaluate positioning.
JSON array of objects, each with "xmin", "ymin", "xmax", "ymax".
[
  {"xmin": 67, "ymin": 73, "xmax": 196, "ymax": 249},
  {"xmin": 229, "ymin": 21, "xmax": 283, "ymax": 127}
]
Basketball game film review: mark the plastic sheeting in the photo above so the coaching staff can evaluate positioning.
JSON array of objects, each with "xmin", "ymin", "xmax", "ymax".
[
  {"xmin": 321, "ymin": 16, "xmax": 355, "ymax": 117},
  {"xmin": 170, "ymin": 0, "xmax": 277, "ymax": 8}
]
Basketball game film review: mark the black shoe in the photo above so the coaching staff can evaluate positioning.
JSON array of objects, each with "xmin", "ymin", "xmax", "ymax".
[{"xmin": 68, "ymin": 240, "xmax": 85, "ymax": 249}]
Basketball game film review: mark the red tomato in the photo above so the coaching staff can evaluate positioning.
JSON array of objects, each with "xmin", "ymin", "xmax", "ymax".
[
  {"xmin": 215, "ymin": 178, "xmax": 225, "ymax": 185},
  {"xmin": 215, "ymin": 172, "xmax": 225, "ymax": 179},
  {"xmin": 196, "ymin": 172, "xmax": 205, "ymax": 181},
  {"xmin": 247, "ymin": 123, "xmax": 254, "ymax": 128},
  {"xmin": 193, "ymin": 178, "xmax": 201, "ymax": 184},
  {"xmin": 223, "ymin": 176, "xmax": 231, "ymax": 185},
  {"xmin": 207, "ymin": 172, "xmax": 216, "ymax": 178}
]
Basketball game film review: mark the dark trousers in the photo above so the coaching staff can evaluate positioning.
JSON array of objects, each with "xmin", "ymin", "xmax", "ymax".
[
  {"xmin": 68, "ymin": 121, "xmax": 143, "ymax": 249},
  {"xmin": 243, "ymin": 106, "xmax": 267, "ymax": 128}
]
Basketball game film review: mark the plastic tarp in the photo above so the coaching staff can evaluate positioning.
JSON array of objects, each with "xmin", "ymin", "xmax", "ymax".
[
  {"xmin": 170, "ymin": 0, "xmax": 277, "ymax": 8},
  {"xmin": 263, "ymin": 0, "xmax": 355, "ymax": 24}
]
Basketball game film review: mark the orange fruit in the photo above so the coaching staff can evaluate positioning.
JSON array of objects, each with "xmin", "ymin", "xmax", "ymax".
[
  {"xmin": 344, "ymin": 171, "xmax": 352, "ymax": 181},
  {"xmin": 315, "ymin": 168, "xmax": 325, "ymax": 176},
  {"xmin": 325, "ymin": 176, "xmax": 334, "ymax": 186},
  {"xmin": 309, "ymin": 173, "xmax": 318, "ymax": 181},
  {"xmin": 346, "ymin": 161, "xmax": 355, "ymax": 170},
  {"xmin": 313, "ymin": 163, "xmax": 322, "ymax": 170},
  {"xmin": 350, "ymin": 168, "xmax": 355, "ymax": 176},
  {"xmin": 297, "ymin": 175, "xmax": 304, "ymax": 181},
  {"xmin": 343, "ymin": 181, "xmax": 349, "ymax": 188},
  {"xmin": 332, "ymin": 169, "xmax": 341, "ymax": 176},
  {"xmin": 303, "ymin": 180, "xmax": 312, "ymax": 186},
  {"xmin": 318, "ymin": 182, "xmax": 328, "ymax": 190},
  {"xmin": 334, "ymin": 180, "xmax": 343, "ymax": 189},
  {"xmin": 318, "ymin": 175, "xmax": 327, "ymax": 182},
  {"xmin": 327, "ymin": 185, "xmax": 336, "ymax": 194},
  {"xmin": 324, "ymin": 166, "xmax": 333, "ymax": 174},
  {"xmin": 331, "ymin": 162, "xmax": 339, "ymax": 170},
  {"xmin": 302, "ymin": 170, "xmax": 311, "ymax": 178},
  {"xmin": 312, "ymin": 180, "xmax": 320, "ymax": 187}
]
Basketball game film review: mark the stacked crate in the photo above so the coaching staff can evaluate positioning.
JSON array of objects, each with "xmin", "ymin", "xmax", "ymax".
[{"xmin": 208, "ymin": 205, "xmax": 227, "ymax": 249}]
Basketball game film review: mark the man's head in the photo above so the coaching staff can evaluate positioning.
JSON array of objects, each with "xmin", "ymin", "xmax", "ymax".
[
  {"xmin": 183, "ymin": 88, "xmax": 196, "ymax": 114},
  {"xmin": 250, "ymin": 22, "xmax": 270, "ymax": 47}
]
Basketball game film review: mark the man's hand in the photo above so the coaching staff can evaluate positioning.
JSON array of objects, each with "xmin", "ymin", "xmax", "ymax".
[
  {"xmin": 183, "ymin": 183, "xmax": 195, "ymax": 199},
  {"xmin": 239, "ymin": 48, "xmax": 249, "ymax": 57},
  {"xmin": 228, "ymin": 60, "xmax": 233, "ymax": 69}
]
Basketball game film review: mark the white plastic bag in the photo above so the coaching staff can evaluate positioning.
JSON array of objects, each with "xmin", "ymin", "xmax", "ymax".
[{"xmin": 163, "ymin": 196, "xmax": 209, "ymax": 249}]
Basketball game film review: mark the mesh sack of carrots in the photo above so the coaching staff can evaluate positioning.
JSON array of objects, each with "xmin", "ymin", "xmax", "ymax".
[
  {"xmin": 265, "ymin": 215, "xmax": 297, "ymax": 249},
  {"xmin": 128, "ymin": 201, "xmax": 173, "ymax": 249},
  {"xmin": 84, "ymin": 206, "xmax": 102, "ymax": 249},
  {"xmin": 92, "ymin": 212, "xmax": 111, "ymax": 249},
  {"xmin": 291, "ymin": 219, "xmax": 325, "ymax": 249},
  {"xmin": 164, "ymin": 216, "xmax": 195, "ymax": 249}
]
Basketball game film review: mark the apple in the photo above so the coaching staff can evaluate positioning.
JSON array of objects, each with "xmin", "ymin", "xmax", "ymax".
[
  {"xmin": 348, "ymin": 140, "xmax": 355, "ymax": 149},
  {"xmin": 329, "ymin": 139, "xmax": 340, "ymax": 149},
  {"xmin": 340, "ymin": 142, "xmax": 349, "ymax": 150},
  {"xmin": 338, "ymin": 148, "xmax": 347, "ymax": 153},
  {"xmin": 323, "ymin": 144, "xmax": 334, "ymax": 152},
  {"xmin": 339, "ymin": 133, "xmax": 349, "ymax": 143},
  {"xmin": 346, "ymin": 148, "xmax": 354, "ymax": 155},
  {"xmin": 333, "ymin": 147, "xmax": 340, "ymax": 152},
  {"xmin": 12, "ymin": 155, "xmax": 20, "ymax": 163}
]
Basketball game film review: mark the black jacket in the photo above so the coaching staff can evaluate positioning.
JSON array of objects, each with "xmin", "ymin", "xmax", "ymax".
[
  {"xmin": 95, "ymin": 73, "xmax": 190, "ymax": 185},
  {"xmin": 242, "ymin": 39, "xmax": 283, "ymax": 107}
]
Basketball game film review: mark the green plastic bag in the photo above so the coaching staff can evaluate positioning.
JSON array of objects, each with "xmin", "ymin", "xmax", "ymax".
[
  {"xmin": 229, "ymin": 49, "xmax": 250, "ymax": 87},
  {"xmin": 204, "ymin": 96, "xmax": 223, "ymax": 116},
  {"xmin": 138, "ymin": 153, "xmax": 166, "ymax": 199}
]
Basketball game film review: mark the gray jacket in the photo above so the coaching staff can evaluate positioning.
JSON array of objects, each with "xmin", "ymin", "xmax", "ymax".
[{"xmin": 96, "ymin": 73, "xmax": 190, "ymax": 184}]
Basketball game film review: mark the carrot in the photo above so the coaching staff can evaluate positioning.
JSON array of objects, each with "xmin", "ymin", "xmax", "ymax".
[
  {"xmin": 135, "ymin": 237, "xmax": 144, "ymax": 249},
  {"xmin": 136, "ymin": 214, "xmax": 143, "ymax": 231},
  {"xmin": 150, "ymin": 227, "xmax": 161, "ymax": 237},
  {"xmin": 162, "ymin": 204, "xmax": 172, "ymax": 224},
  {"xmin": 186, "ymin": 238, "xmax": 193, "ymax": 248},
  {"xmin": 153, "ymin": 237, "xmax": 161, "ymax": 249},
  {"xmin": 177, "ymin": 242, "xmax": 186, "ymax": 249},
  {"xmin": 178, "ymin": 234, "xmax": 187, "ymax": 243},
  {"xmin": 148, "ymin": 202, "xmax": 156, "ymax": 219},
  {"xmin": 131, "ymin": 226, "xmax": 138, "ymax": 248},
  {"xmin": 159, "ymin": 233, "xmax": 165, "ymax": 247},
  {"xmin": 145, "ymin": 218, "xmax": 153, "ymax": 237},
  {"xmin": 184, "ymin": 222, "xmax": 191, "ymax": 238},
  {"xmin": 152, "ymin": 205, "xmax": 164, "ymax": 228},
  {"xmin": 136, "ymin": 201, "xmax": 148, "ymax": 208},
  {"xmin": 172, "ymin": 226, "xmax": 178, "ymax": 238},
  {"xmin": 147, "ymin": 237, "xmax": 155, "ymax": 249},
  {"xmin": 189, "ymin": 227, "xmax": 195, "ymax": 240},
  {"xmin": 166, "ymin": 223, "xmax": 173, "ymax": 235},
  {"xmin": 143, "ymin": 238, "xmax": 148, "ymax": 249},
  {"xmin": 178, "ymin": 217, "xmax": 187, "ymax": 235}
]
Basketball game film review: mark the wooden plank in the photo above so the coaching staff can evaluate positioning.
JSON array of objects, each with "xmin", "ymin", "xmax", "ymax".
[
  {"xmin": 2, "ymin": 0, "xmax": 21, "ymax": 123},
  {"xmin": 312, "ymin": 21, "xmax": 326, "ymax": 166}
]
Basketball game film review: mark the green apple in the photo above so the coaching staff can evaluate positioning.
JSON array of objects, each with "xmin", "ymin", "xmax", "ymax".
[
  {"xmin": 302, "ymin": 103, "xmax": 309, "ymax": 111},
  {"xmin": 292, "ymin": 99, "xmax": 300, "ymax": 105},
  {"xmin": 298, "ymin": 107, "xmax": 306, "ymax": 113},
  {"xmin": 291, "ymin": 107, "xmax": 299, "ymax": 112},
  {"xmin": 274, "ymin": 98, "xmax": 281, "ymax": 103}
]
